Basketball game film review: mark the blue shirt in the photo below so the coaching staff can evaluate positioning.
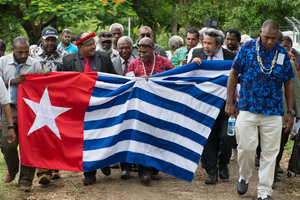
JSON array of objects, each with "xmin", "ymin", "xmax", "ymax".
[
  {"xmin": 232, "ymin": 38, "xmax": 294, "ymax": 116},
  {"xmin": 57, "ymin": 42, "xmax": 78, "ymax": 54},
  {"xmin": 171, "ymin": 46, "xmax": 188, "ymax": 68}
]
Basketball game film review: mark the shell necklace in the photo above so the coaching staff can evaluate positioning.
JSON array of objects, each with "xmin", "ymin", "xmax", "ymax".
[
  {"xmin": 142, "ymin": 53, "xmax": 156, "ymax": 76},
  {"xmin": 256, "ymin": 37, "xmax": 278, "ymax": 74}
]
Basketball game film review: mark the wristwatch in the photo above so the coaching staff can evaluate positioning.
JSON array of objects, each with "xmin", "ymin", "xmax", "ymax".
[
  {"xmin": 7, "ymin": 125, "xmax": 15, "ymax": 130},
  {"xmin": 287, "ymin": 110, "xmax": 295, "ymax": 116}
]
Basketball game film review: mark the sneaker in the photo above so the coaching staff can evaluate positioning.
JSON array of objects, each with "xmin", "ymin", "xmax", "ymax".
[
  {"xmin": 38, "ymin": 174, "xmax": 51, "ymax": 185},
  {"xmin": 141, "ymin": 173, "xmax": 151, "ymax": 185},
  {"xmin": 258, "ymin": 195, "xmax": 273, "ymax": 200},
  {"xmin": 19, "ymin": 183, "xmax": 31, "ymax": 192},
  {"xmin": 237, "ymin": 179, "xmax": 248, "ymax": 195},
  {"xmin": 4, "ymin": 174, "xmax": 15, "ymax": 183},
  {"xmin": 230, "ymin": 149, "xmax": 237, "ymax": 160}
]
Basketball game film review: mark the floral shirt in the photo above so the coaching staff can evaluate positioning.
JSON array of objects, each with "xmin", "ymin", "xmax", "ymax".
[
  {"xmin": 171, "ymin": 46, "xmax": 188, "ymax": 68},
  {"xmin": 29, "ymin": 45, "xmax": 69, "ymax": 72},
  {"xmin": 232, "ymin": 38, "xmax": 294, "ymax": 116},
  {"xmin": 126, "ymin": 53, "xmax": 173, "ymax": 77}
]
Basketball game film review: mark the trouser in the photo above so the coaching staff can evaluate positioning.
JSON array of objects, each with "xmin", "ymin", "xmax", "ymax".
[
  {"xmin": 138, "ymin": 165, "xmax": 159, "ymax": 177},
  {"xmin": 201, "ymin": 104, "xmax": 233, "ymax": 175},
  {"xmin": 0, "ymin": 106, "xmax": 35, "ymax": 186},
  {"xmin": 120, "ymin": 162, "xmax": 132, "ymax": 171},
  {"xmin": 276, "ymin": 128, "xmax": 290, "ymax": 168},
  {"xmin": 236, "ymin": 111, "xmax": 281, "ymax": 198}
]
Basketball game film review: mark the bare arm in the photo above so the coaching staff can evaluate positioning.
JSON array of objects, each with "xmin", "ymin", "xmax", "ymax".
[
  {"xmin": 225, "ymin": 68, "xmax": 239, "ymax": 117},
  {"xmin": 283, "ymin": 79, "xmax": 294, "ymax": 133}
]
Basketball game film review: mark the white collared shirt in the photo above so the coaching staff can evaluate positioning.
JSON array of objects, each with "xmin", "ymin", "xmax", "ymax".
[
  {"xmin": 208, "ymin": 48, "xmax": 224, "ymax": 60},
  {"xmin": 120, "ymin": 55, "xmax": 135, "ymax": 74}
]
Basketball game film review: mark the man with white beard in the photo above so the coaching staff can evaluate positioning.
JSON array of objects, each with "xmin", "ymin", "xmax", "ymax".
[{"xmin": 96, "ymin": 31, "xmax": 119, "ymax": 65}]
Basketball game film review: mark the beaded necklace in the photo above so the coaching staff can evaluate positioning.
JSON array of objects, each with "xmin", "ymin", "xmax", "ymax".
[{"xmin": 256, "ymin": 38, "xmax": 278, "ymax": 74}]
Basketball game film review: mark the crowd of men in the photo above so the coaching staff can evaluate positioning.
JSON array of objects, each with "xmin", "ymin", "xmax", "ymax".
[{"xmin": 0, "ymin": 20, "xmax": 299, "ymax": 200}]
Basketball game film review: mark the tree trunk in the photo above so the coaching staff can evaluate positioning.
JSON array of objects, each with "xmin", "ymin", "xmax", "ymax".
[{"xmin": 171, "ymin": 5, "xmax": 178, "ymax": 36}]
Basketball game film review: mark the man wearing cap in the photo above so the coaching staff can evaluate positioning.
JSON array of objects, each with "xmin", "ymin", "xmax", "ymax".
[
  {"xmin": 190, "ymin": 28, "xmax": 236, "ymax": 185},
  {"xmin": 96, "ymin": 31, "xmax": 119, "ymax": 65},
  {"xmin": 62, "ymin": 32, "xmax": 117, "ymax": 185},
  {"xmin": 57, "ymin": 29, "xmax": 78, "ymax": 54},
  {"xmin": 132, "ymin": 26, "xmax": 167, "ymax": 58},
  {"xmin": 109, "ymin": 23, "xmax": 124, "ymax": 51},
  {"xmin": 29, "ymin": 27, "xmax": 68, "ymax": 72}
]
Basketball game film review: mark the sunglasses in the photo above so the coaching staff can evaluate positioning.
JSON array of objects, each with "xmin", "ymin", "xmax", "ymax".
[
  {"xmin": 205, "ymin": 31, "xmax": 220, "ymax": 37},
  {"xmin": 99, "ymin": 33, "xmax": 112, "ymax": 38},
  {"xmin": 140, "ymin": 33, "xmax": 151, "ymax": 38},
  {"xmin": 137, "ymin": 43, "xmax": 153, "ymax": 48}
]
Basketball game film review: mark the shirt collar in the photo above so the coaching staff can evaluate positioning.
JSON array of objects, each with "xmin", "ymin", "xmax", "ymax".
[
  {"xmin": 212, "ymin": 47, "xmax": 223, "ymax": 60},
  {"xmin": 120, "ymin": 55, "xmax": 134, "ymax": 63}
]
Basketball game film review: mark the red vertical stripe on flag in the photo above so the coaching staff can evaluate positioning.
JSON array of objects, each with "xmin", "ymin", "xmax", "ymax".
[{"xmin": 18, "ymin": 72, "xmax": 97, "ymax": 172}]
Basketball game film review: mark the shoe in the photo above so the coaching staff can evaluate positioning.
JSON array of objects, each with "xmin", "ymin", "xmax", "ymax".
[
  {"xmin": 38, "ymin": 174, "xmax": 51, "ymax": 185},
  {"xmin": 219, "ymin": 164, "xmax": 230, "ymax": 180},
  {"xmin": 101, "ymin": 166, "xmax": 111, "ymax": 176},
  {"xmin": 258, "ymin": 195, "xmax": 274, "ymax": 200},
  {"xmin": 151, "ymin": 174, "xmax": 160, "ymax": 180},
  {"xmin": 110, "ymin": 163, "xmax": 120, "ymax": 169},
  {"xmin": 120, "ymin": 170, "xmax": 130, "ymax": 179},
  {"xmin": 19, "ymin": 183, "xmax": 31, "ymax": 192},
  {"xmin": 83, "ymin": 176, "xmax": 96, "ymax": 186},
  {"xmin": 51, "ymin": 171, "xmax": 61, "ymax": 179},
  {"xmin": 278, "ymin": 166, "xmax": 284, "ymax": 174},
  {"xmin": 141, "ymin": 173, "xmax": 151, "ymax": 185},
  {"xmin": 230, "ymin": 149, "xmax": 237, "ymax": 160},
  {"xmin": 4, "ymin": 174, "xmax": 15, "ymax": 183},
  {"xmin": 205, "ymin": 174, "xmax": 218, "ymax": 184},
  {"xmin": 237, "ymin": 179, "xmax": 248, "ymax": 195}
]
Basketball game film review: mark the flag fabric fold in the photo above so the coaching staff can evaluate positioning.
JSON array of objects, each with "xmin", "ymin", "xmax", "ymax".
[{"xmin": 18, "ymin": 61, "xmax": 232, "ymax": 182}]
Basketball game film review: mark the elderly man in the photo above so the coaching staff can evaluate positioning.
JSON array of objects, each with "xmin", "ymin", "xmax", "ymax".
[
  {"xmin": 112, "ymin": 36, "xmax": 136, "ymax": 76},
  {"xmin": 126, "ymin": 38, "xmax": 173, "ymax": 184},
  {"xmin": 224, "ymin": 28, "xmax": 241, "ymax": 53},
  {"xmin": 62, "ymin": 32, "xmax": 117, "ymax": 185},
  {"xmin": 171, "ymin": 28, "xmax": 199, "ymax": 68},
  {"xmin": 0, "ymin": 36, "xmax": 45, "ymax": 192},
  {"xmin": 96, "ymin": 31, "xmax": 119, "ymax": 64},
  {"xmin": 30, "ymin": 27, "xmax": 68, "ymax": 72},
  {"xmin": 166, "ymin": 35, "xmax": 184, "ymax": 60},
  {"xmin": 109, "ymin": 23, "xmax": 124, "ymax": 51},
  {"xmin": 187, "ymin": 27, "xmax": 209, "ymax": 63},
  {"xmin": 57, "ymin": 29, "xmax": 78, "ymax": 54},
  {"xmin": 225, "ymin": 20, "xmax": 294, "ymax": 200},
  {"xmin": 0, "ymin": 39, "xmax": 6, "ymax": 57},
  {"xmin": 190, "ymin": 28, "xmax": 236, "ymax": 185},
  {"xmin": 132, "ymin": 26, "xmax": 166, "ymax": 58}
]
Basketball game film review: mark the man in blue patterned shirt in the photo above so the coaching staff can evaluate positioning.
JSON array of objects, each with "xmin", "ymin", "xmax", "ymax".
[
  {"xmin": 225, "ymin": 20, "xmax": 294, "ymax": 200},
  {"xmin": 171, "ymin": 29, "xmax": 199, "ymax": 68}
]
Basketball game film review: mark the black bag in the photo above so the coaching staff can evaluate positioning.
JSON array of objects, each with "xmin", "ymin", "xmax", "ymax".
[{"xmin": 287, "ymin": 132, "xmax": 300, "ymax": 176}]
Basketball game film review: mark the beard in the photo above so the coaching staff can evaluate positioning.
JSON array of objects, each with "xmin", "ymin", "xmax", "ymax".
[{"xmin": 99, "ymin": 44, "xmax": 113, "ymax": 54}]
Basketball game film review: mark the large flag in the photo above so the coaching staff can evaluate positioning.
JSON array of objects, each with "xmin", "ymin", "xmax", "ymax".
[{"xmin": 18, "ymin": 61, "xmax": 232, "ymax": 182}]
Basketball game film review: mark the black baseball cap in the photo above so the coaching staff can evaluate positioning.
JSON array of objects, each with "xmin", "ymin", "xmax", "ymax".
[{"xmin": 42, "ymin": 27, "xmax": 58, "ymax": 39}]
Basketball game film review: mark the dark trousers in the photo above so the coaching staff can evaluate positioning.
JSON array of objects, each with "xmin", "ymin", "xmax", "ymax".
[
  {"xmin": 201, "ymin": 104, "xmax": 233, "ymax": 175},
  {"xmin": 120, "ymin": 162, "xmax": 132, "ymax": 171},
  {"xmin": 138, "ymin": 165, "xmax": 159, "ymax": 177},
  {"xmin": 276, "ymin": 128, "xmax": 290, "ymax": 168}
]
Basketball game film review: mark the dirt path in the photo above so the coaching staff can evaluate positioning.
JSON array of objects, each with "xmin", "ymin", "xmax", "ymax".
[{"xmin": 2, "ymin": 154, "xmax": 299, "ymax": 200}]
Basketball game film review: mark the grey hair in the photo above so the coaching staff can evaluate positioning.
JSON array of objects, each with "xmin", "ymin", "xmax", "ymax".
[
  {"xmin": 13, "ymin": 36, "xmax": 29, "ymax": 48},
  {"xmin": 205, "ymin": 28, "xmax": 224, "ymax": 45},
  {"xmin": 168, "ymin": 35, "xmax": 183, "ymax": 49},
  {"xmin": 109, "ymin": 23, "xmax": 124, "ymax": 34},
  {"xmin": 139, "ymin": 26, "xmax": 153, "ymax": 34},
  {"xmin": 117, "ymin": 36, "xmax": 133, "ymax": 48},
  {"xmin": 199, "ymin": 27, "xmax": 209, "ymax": 35}
]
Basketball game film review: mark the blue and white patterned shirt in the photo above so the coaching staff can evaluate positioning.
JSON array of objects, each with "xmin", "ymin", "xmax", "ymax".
[{"xmin": 232, "ymin": 38, "xmax": 294, "ymax": 116}]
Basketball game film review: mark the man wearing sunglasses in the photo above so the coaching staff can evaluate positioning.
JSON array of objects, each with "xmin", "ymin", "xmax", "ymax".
[
  {"xmin": 96, "ymin": 31, "xmax": 119, "ymax": 67},
  {"xmin": 189, "ymin": 28, "xmax": 236, "ymax": 185},
  {"xmin": 57, "ymin": 29, "xmax": 78, "ymax": 54},
  {"xmin": 132, "ymin": 26, "xmax": 167, "ymax": 58}
]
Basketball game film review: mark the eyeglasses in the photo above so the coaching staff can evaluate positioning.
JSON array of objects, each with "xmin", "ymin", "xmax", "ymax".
[
  {"xmin": 140, "ymin": 33, "xmax": 151, "ymax": 38},
  {"xmin": 137, "ymin": 43, "xmax": 153, "ymax": 48},
  {"xmin": 99, "ymin": 33, "xmax": 112, "ymax": 38},
  {"xmin": 205, "ymin": 31, "xmax": 220, "ymax": 37},
  {"xmin": 81, "ymin": 42, "xmax": 96, "ymax": 47}
]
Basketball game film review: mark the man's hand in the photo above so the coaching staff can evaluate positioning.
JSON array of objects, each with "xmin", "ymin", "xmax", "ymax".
[
  {"xmin": 191, "ymin": 58, "xmax": 202, "ymax": 65},
  {"xmin": 140, "ymin": 75, "xmax": 149, "ymax": 82},
  {"xmin": 283, "ymin": 113, "xmax": 294, "ymax": 133},
  {"xmin": 41, "ymin": 69, "xmax": 50, "ymax": 76},
  {"xmin": 7, "ymin": 128, "xmax": 16, "ymax": 143},
  {"xmin": 225, "ymin": 101, "xmax": 239, "ymax": 118},
  {"xmin": 182, "ymin": 59, "xmax": 188, "ymax": 66},
  {"xmin": 11, "ymin": 74, "xmax": 25, "ymax": 85}
]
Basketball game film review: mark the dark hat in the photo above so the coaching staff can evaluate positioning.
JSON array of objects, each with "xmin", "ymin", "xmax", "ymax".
[
  {"xmin": 98, "ymin": 31, "xmax": 112, "ymax": 42},
  {"xmin": 42, "ymin": 27, "xmax": 58, "ymax": 39}
]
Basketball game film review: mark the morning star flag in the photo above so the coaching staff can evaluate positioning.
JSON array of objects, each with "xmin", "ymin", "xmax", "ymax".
[{"xmin": 18, "ymin": 61, "xmax": 232, "ymax": 182}]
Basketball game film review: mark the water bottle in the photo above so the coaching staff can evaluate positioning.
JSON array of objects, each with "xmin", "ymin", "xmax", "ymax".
[{"xmin": 227, "ymin": 115, "xmax": 236, "ymax": 136}]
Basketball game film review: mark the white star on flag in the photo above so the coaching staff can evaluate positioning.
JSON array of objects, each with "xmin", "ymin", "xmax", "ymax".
[{"xmin": 23, "ymin": 87, "xmax": 72, "ymax": 139}]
